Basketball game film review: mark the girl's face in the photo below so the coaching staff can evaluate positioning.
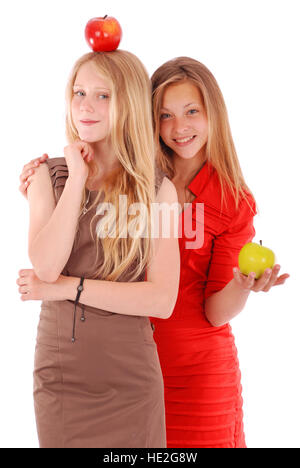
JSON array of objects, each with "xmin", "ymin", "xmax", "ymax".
[
  {"xmin": 71, "ymin": 61, "xmax": 111, "ymax": 143},
  {"xmin": 159, "ymin": 81, "xmax": 208, "ymax": 161}
]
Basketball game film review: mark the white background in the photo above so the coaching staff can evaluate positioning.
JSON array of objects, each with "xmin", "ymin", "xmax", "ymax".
[{"xmin": 0, "ymin": 0, "xmax": 299, "ymax": 448}]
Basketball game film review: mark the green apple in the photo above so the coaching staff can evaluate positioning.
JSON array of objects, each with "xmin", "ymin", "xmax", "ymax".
[{"xmin": 238, "ymin": 241, "xmax": 276, "ymax": 279}]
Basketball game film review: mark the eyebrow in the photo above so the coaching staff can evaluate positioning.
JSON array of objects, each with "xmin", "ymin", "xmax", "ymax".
[
  {"xmin": 161, "ymin": 102, "xmax": 200, "ymax": 111},
  {"xmin": 73, "ymin": 85, "xmax": 110, "ymax": 91}
]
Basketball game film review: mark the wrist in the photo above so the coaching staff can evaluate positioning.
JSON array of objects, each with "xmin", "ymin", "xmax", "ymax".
[
  {"xmin": 57, "ymin": 275, "xmax": 79, "ymax": 301},
  {"xmin": 66, "ymin": 175, "xmax": 87, "ymax": 190}
]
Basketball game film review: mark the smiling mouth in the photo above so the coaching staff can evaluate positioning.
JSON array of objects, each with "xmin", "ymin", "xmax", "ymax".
[{"xmin": 174, "ymin": 135, "xmax": 196, "ymax": 145}]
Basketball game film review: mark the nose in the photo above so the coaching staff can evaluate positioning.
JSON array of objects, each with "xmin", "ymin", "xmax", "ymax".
[
  {"xmin": 173, "ymin": 116, "xmax": 190, "ymax": 134},
  {"xmin": 79, "ymin": 96, "xmax": 94, "ymax": 113}
]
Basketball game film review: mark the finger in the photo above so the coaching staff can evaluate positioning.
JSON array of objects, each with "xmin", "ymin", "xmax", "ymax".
[
  {"xmin": 19, "ymin": 167, "xmax": 34, "ymax": 182},
  {"xmin": 74, "ymin": 141, "xmax": 87, "ymax": 158},
  {"xmin": 19, "ymin": 285, "xmax": 28, "ymax": 294},
  {"xmin": 82, "ymin": 143, "xmax": 90, "ymax": 158},
  {"xmin": 81, "ymin": 148, "xmax": 88, "ymax": 159},
  {"xmin": 237, "ymin": 271, "xmax": 256, "ymax": 291},
  {"xmin": 20, "ymin": 162, "xmax": 39, "ymax": 181},
  {"xmin": 32, "ymin": 154, "xmax": 48, "ymax": 166},
  {"xmin": 19, "ymin": 168, "xmax": 35, "ymax": 183},
  {"xmin": 40, "ymin": 153, "xmax": 49, "ymax": 160},
  {"xmin": 19, "ymin": 182, "xmax": 29, "ymax": 195},
  {"xmin": 18, "ymin": 269, "xmax": 32, "ymax": 277},
  {"xmin": 16, "ymin": 277, "xmax": 28, "ymax": 286},
  {"xmin": 263, "ymin": 266, "xmax": 282, "ymax": 292},
  {"xmin": 28, "ymin": 154, "xmax": 48, "ymax": 168},
  {"xmin": 273, "ymin": 274, "xmax": 290, "ymax": 286},
  {"xmin": 80, "ymin": 141, "xmax": 92, "ymax": 158},
  {"xmin": 233, "ymin": 267, "xmax": 243, "ymax": 284},
  {"xmin": 276, "ymin": 273, "xmax": 289, "ymax": 281},
  {"xmin": 33, "ymin": 155, "xmax": 48, "ymax": 166},
  {"xmin": 273, "ymin": 280, "xmax": 288, "ymax": 287},
  {"xmin": 22, "ymin": 158, "xmax": 40, "ymax": 172},
  {"xmin": 255, "ymin": 268, "xmax": 275, "ymax": 292},
  {"xmin": 255, "ymin": 265, "xmax": 280, "ymax": 292},
  {"xmin": 245, "ymin": 272, "xmax": 256, "ymax": 289},
  {"xmin": 261, "ymin": 265, "xmax": 282, "ymax": 292}
]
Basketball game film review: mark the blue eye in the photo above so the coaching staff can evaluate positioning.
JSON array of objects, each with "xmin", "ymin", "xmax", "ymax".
[
  {"xmin": 188, "ymin": 109, "xmax": 198, "ymax": 115},
  {"xmin": 160, "ymin": 113, "xmax": 171, "ymax": 120},
  {"xmin": 98, "ymin": 94, "xmax": 109, "ymax": 99},
  {"xmin": 74, "ymin": 90, "xmax": 84, "ymax": 97}
]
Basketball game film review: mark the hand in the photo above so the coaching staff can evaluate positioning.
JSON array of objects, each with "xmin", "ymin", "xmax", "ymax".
[
  {"xmin": 233, "ymin": 264, "xmax": 290, "ymax": 293},
  {"xmin": 16, "ymin": 269, "xmax": 64, "ymax": 301},
  {"xmin": 19, "ymin": 154, "xmax": 49, "ymax": 198},
  {"xmin": 63, "ymin": 140, "xmax": 94, "ymax": 183}
]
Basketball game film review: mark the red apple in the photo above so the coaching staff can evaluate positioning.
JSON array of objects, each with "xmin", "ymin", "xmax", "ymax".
[{"xmin": 85, "ymin": 16, "xmax": 122, "ymax": 52}]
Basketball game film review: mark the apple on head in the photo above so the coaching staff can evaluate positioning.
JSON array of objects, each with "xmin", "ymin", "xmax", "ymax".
[
  {"xmin": 85, "ymin": 16, "xmax": 122, "ymax": 52},
  {"xmin": 238, "ymin": 241, "xmax": 276, "ymax": 279}
]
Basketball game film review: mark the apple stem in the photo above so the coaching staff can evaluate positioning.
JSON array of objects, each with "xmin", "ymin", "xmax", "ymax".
[
  {"xmin": 260, "ymin": 240, "xmax": 262, "ymax": 246},
  {"xmin": 103, "ymin": 15, "xmax": 108, "ymax": 19}
]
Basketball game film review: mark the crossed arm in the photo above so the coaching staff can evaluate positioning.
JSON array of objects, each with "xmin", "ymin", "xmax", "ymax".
[{"xmin": 18, "ymin": 162, "xmax": 180, "ymax": 319}]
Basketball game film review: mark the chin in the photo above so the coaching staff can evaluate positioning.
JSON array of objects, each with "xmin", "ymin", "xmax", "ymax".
[
  {"xmin": 175, "ymin": 149, "xmax": 200, "ymax": 160},
  {"xmin": 78, "ymin": 133, "xmax": 99, "ymax": 143}
]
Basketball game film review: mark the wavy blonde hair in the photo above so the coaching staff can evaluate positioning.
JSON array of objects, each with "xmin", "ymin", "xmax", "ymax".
[
  {"xmin": 66, "ymin": 51, "xmax": 155, "ymax": 281},
  {"xmin": 151, "ymin": 56, "xmax": 256, "ymax": 210}
]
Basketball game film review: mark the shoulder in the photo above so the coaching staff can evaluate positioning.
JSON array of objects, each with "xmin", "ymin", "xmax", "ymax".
[
  {"xmin": 27, "ymin": 160, "xmax": 56, "ymax": 205},
  {"xmin": 156, "ymin": 176, "xmax": 178, "ymax": 205},
  {"xmin": 155, "ymin": 164, "xmax": 168, "ymax": 193},
  {"xmin": 44, "ymin": 157, "xmax": 68, "ymax": 188},
  {"xmin": 28, "ymin": 159, "xmax": 52, "ymax": 185},
  {"xmin": 155, "ymin": 163, "xmax": 177, "ymax": 202},
  {"xmin": 44, "ymin": 156, "xmax": 68, "ymax": 173},
  {"xmin": 202, "ymin": 163, "xmax": 256, "ymax": 219},
  {"xmin": 231, "ymin": 191, "xmax": 257, "ymax": 226},
  {"xmin": 28, "ymin": 157, "xmax": 68, "ymax": 204}
]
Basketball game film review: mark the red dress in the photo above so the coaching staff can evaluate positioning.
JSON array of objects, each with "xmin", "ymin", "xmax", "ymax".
[{"xmin": 150, "ymin": 161, "xmax": 256, "ymax": 448}]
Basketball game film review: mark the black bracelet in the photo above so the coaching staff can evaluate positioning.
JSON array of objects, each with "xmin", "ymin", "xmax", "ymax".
[
  {"xmin": 75, "ymin": 276, "xmax": 85, "ymax": 305},
  {"xmin": 72, "ymin": 276, "xmax": 85, "ymax": 343}
]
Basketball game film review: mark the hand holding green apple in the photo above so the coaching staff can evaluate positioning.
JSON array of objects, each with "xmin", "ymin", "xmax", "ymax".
[
  {"xmin": 238, "ymin": 240, "xmax": 275, "ymax": 279},
  {"xmin": 232, "ymin": 241, "xmax": 290, "ymax": 293}
]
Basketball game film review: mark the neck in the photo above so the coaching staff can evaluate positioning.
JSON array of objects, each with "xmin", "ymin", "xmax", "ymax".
[
  {"xmin": 172, "ymin": 150, "xmax": 206, "ymax": 187},
  {"xmin": 89, "ymin": 139, "xmax": 120, "ymax": 180}
]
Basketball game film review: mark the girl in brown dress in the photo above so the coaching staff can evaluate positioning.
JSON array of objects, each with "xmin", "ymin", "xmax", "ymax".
[{"xmin": 16, "ymin": 51, "xmax": 180, "ymax": 448}]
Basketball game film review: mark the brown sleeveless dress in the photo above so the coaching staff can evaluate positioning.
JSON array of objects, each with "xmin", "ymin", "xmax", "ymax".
[{"xmin": 33, "ymin": 157, "xmax": 166, "ymax": 448}]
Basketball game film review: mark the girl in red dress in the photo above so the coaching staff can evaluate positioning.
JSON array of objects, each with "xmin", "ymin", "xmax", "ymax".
[{"xmin": 149, "ymin": 57, "xmax": 289, "ymax": 448}]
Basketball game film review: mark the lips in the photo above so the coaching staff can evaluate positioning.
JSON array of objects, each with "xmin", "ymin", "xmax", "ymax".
[
  {"xmin": 80, "ymin": 120, "xmax": 100, "ymax": 126},
  {"xmin": 173, "ymin": 135, "xmax": 196, "ymax": 146}
]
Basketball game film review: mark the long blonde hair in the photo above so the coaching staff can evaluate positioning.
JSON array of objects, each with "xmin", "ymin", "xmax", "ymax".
[
  {"xmin": 66, "ymin": 51, "xmax": 155, "ymax": 281},
  {"xmin": 151, "ymin": 56, "xmax": 255, "ymax": 209}
]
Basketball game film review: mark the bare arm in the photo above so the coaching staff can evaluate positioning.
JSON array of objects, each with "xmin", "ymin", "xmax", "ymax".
[
  {"xmin": 27, "ymin": 163, "xmax": 85, "ymax": 282},
  {"xmin": 205, "ymin": 266, "xmax": 289, "ymax": 327},
  {"xmin": 19, "ymin": 177, "xmax": 181, "ymax": 319},
  {"xmin": 57, "ymin": 177, "xmax": 180, "ymax": 318},
  {"xmin": 204, "ymin": 277, "xmax": 251, "ymax": 326}
]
